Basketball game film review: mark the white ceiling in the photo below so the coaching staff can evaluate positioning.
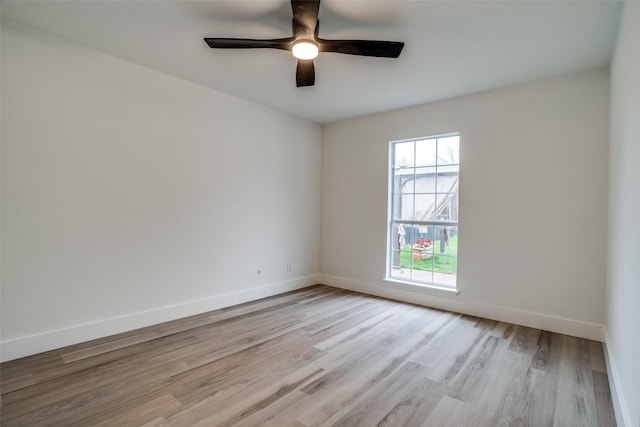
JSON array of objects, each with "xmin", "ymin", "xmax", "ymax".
[{"xmin": 1, "ymin": 0, "xmax": 622, "ymax": 124}]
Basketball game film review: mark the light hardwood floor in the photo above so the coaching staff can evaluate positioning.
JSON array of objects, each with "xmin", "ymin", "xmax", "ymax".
[{"xmin": 0, "ymin": 285, "xmax": 616, "ymax": 426}]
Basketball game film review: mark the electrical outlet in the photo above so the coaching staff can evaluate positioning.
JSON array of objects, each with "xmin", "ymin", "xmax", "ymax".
[
  {"xmin": 286, "ymin": 263, "xmax": 292, "ymax": 273},
  {"xmin": 257, "ymin": 270, "xmax": 262, "ymax": 275}
]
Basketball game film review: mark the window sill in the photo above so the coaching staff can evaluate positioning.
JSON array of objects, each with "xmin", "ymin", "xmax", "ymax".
[{"xmin": 383, "ymin": 278, "xmax": 460, "ymax": 297}]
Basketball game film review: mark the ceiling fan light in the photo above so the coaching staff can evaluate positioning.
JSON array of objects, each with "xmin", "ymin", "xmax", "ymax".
[{"xmin": 292, "ymin": 41, "xmax": 319, "ymax": 60}]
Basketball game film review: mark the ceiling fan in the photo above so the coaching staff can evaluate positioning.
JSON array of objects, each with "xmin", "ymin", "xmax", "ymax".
[{"xmin": 204, "ymin": 0, "xmax": 404, "ymax": 87}]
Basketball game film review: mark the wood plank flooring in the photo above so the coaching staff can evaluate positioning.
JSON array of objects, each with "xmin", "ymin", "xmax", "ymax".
[{"xmin": 0, "ymin": 285, "xmax": 616, "ymax": 426}]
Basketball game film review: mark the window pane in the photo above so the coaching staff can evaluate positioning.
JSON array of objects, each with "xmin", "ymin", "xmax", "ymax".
[
  {"xmin": 432, "ymin": 225, "xmax": 454, "ymax": 254},
  {"xmin": 438, "ymin": 136, "xmax": 460, "ymax": 165},
  {"xmin": 400, "ymin": 178, "xmax": 415, "ymax": 194},
  {"xmin": 435, "ymin": 171, "xmax": 459, "ymax": 221},
  {"xmin": 431, "ymin": 225, "xmax": 457, "ymax": 287},
  {"xmin": 390, "ymin": 223, "xmax": 416, "ymax": 282},
  {"xmin": 398, "ymin": 194, "xmax": 414, "ymax": 220},
  {"xmin": 436, "ymin": 172, "xmax": 458, "ymax": 193},
  {"xmin": 414, "ymin": 168, "xmax": 437, "ymax": 193},
  {"xmin": 391, "ymin": 194, "xmax": 402, "ymax": 219},
  {"xmin": 433, "ymin": 255, "xmax": 457, "ymax": 287},
  {"xmin": 415, "ymin": 139, "xmax": 437, "ymax": 166},
  {"xmin": 394, "ymin": 141, "xmax": 414, "ymax": 168},
  {"xmin": 414, "ymin": 193, "xmax": 436, "ymax": 221},
  {"xmin": 435, "ymin": 194, "xmax": 458, "ymax": 221},
  {"xmin": 409, "ymin": 224, "xmax": 434, "ymax": 283},
  {"xmin": 390, "ymin": 222, "xmax": 410, "ymax": 269}
]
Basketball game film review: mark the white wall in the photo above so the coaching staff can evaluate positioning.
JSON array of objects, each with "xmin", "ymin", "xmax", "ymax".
[
  {"xmin": 320, "ymin": 68, "xmax": 609, "ymax": 340},
  {"xmin": 0, "ymin": 22, "xmax": 321, "ymax": 361},
  {"xmin": 606, "ymin": 2, "xmax": 640, "ymax": 426}
]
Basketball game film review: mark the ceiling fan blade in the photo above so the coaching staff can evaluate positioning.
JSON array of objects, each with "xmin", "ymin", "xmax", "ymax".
[
  {"xmin": 291, "ymin": 0, "xmax": 320, "ymax": 38},
  {"xmin": 204, "ymin": 0, "xmax": 404, "ymax": 87},
  {"xmin": 296, "ymin": 60, "xmax": 315, "ymax": 87},
  {"xmin": 318, "ymin": 39, "xmax": 404, "ymax": 58},
  {"xmin": 204, "ymin": 38, "xmax": 293, "ymax": 51}
]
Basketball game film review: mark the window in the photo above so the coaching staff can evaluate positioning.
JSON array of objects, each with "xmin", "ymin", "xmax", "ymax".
[{"xmin": 387, "ymin": 133, "xmax": 460, "ymax": 290}]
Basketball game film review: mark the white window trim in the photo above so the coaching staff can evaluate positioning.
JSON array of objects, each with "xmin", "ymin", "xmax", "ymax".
[
  {"xmin": 386, "ymin": 133, "xmax": 460, "ymax": 292},
  {"xmin": 383, "ymin": 278, "xmax": 460, "ymax": 297}
]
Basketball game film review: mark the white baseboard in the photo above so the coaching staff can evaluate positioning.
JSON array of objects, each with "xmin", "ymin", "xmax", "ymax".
[
  {"xmin": 318, "ymin": 274, "xmax": 604, "ymax": 342},
  {"xmin": 0, "ymin": 275, "xmax": 319, "ymax": 362},
  {"xmin": 603, "ymin": 328, "xmax": 634, "ymax": 427},
  {"xmin": 1, "ymin": 274, "xmax": 604, "ymax": 363}
]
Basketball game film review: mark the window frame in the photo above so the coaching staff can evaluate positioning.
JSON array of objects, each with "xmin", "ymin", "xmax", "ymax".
[{"xmin": 385, "ymin": 133, "xmax": 460, "ymax": 295}]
